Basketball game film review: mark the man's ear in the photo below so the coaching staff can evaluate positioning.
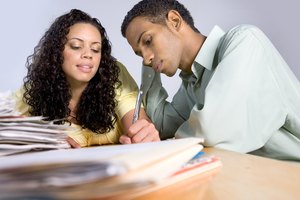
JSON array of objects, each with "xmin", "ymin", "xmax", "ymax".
[{"xmin": 166, "ymin": 10, "xmax": 182, "ymax": 31}]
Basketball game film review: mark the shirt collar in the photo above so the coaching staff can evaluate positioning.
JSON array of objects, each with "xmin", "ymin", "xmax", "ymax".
[{"xmin": 192, "ymin": 25, "xmax": 225, "ymax": 75}]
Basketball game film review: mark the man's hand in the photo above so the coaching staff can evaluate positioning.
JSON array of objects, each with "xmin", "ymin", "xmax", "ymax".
[{"xmin": 119, "ymin": 119, "xmax": 160, "ymax": 144}]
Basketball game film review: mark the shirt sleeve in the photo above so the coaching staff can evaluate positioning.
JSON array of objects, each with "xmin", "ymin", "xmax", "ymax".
[
  {"xmin": 141, "ymin": 66, "xmax": 187, "ymax": 139},
  {"xmin": 11, "ymin": 87, "xmax": 30, "ymax": 116},
  {"xmin": 68, "ymin": 122, "xmax": 122, "ymax": 147},
  {"xmin": 115, "ymin": 61, "xmax": 139, "ymax": 118}
]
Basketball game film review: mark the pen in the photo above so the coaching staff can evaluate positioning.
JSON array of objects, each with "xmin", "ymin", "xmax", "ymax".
[{"xmin": 132, "ymin": 90, "xmax": 144, "ymax": 124}]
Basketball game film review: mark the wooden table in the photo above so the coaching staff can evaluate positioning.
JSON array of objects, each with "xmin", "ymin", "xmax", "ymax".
[{"xmin": 133, "ymin": 147, "xmax": 300, "ymax": 200}]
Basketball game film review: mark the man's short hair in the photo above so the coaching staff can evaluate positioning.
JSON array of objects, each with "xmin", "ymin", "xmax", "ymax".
[{"xmin": 121, "ymin": 0, "xmax": 199, "ymax": 37}]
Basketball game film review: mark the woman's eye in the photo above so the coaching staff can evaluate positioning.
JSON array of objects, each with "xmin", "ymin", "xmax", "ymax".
[
  {"xmin": 91, "ymin": 49, "xmax": 100, "ymax": 53},
  {"xmin": 71, "ymin": 45, "xmax": 81, "ymax": 50}
]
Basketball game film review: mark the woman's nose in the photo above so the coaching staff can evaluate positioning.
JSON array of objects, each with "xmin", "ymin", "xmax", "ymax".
[{"xmin": 82, "ymin": 49, "xmax": 92, "ymax": 59}]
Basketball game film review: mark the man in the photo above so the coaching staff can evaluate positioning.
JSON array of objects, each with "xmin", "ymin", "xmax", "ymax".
[{"xmin": 120, "ymin": 0, "xmax": 300, "ymax": 161}]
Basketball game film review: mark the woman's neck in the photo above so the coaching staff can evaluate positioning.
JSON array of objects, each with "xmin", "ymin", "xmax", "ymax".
[{"xmin": 68, "ymin": 83, "xmax": 87, "ymax": 123}]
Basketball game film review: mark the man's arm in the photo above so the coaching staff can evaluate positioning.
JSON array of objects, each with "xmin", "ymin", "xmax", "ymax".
[{"xmin": 140, "ymin": 66, "xmax": 188, "ymax": 139}]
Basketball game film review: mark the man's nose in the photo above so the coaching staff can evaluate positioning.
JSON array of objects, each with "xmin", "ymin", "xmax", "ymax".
[{"xmin": 142, "ymin": 51, "xmax": 153, "ymax": 66}]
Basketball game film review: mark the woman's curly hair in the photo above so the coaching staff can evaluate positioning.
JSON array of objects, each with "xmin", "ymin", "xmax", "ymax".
[{"xmin": 23, "ymin": 9, "xmax": 121, "ymax": 134}]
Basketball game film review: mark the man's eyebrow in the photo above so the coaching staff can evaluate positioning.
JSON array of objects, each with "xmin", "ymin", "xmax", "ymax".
[
  {"xmin": 134, "ymin": 31, "xmax": 146, "ymax": 56},
  {"xmin": 137, "ymin": 31, "xmax": 146, "ymax": 44}
]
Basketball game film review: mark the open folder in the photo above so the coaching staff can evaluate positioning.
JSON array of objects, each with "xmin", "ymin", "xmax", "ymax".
[{"xmin": 0, "ymin": 137, "xmax": 222, "ymax": 200}]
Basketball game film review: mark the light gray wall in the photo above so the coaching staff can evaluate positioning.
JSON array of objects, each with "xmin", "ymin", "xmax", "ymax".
[{"xmin": 1, "ymin": 0, "xmax": 299, "ymax": 101}]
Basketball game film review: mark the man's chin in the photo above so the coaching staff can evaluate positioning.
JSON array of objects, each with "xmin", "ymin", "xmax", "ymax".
[{"xmin": 163, "ymin": 69, "xmax": 177, "ymax": 77}]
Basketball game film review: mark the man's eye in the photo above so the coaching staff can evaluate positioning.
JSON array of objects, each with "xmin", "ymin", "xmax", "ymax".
[{"xmin": 144, "ymin": 36, "xmax": 152, "ymax": 46}]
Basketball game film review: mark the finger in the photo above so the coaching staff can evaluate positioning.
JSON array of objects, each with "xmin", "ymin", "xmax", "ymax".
[
  {"xmin": 127, "ymin": 119, "xmax": 148, "ymax": 138},
  {"xmin": 131, "ymin": 123, "xmax": 160, "ymax": 143},
  {"xmin": 141, "ymin": 127, "xmax": 160, "ymax": 142},
  {"xmin": 66, "ymin": 136, "xmax": 81, "ymax": 148},
  {"xmin": 142, "ymin": 132, "xmax": 159, "ymax": 142},
  {"xmin": 144, "ymin": 123, "xmax": 160, "ymax": 142},
  {"xmin": 131, "ymin": 130, "xmax": 148, "ymax": 143},
  {"xmin": 119, "ymin": 135, "xmax": 132, "ymax": 144},
  {"xmin": 150, "ymin": 129, "xmax": 161, "ymax": 141}
]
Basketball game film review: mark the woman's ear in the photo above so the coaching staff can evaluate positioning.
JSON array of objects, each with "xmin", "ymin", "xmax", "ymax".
[{"xmin": 166, "ymin": 10, "xmax": 182, "ymax": 31}]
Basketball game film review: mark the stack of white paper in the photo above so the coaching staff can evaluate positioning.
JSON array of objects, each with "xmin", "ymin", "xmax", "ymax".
[
  {"xmin": 0, "ymin": 91, "xmax": 71, "ymax": 156},
  {"xmin": 0, "ymin": 138, "xmax": 216, "ymax": 200}
]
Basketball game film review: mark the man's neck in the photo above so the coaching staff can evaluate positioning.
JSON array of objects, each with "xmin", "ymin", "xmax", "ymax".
[{"xmin": 180, "ymin": 30, "xmax": 206, "ymax": 74}]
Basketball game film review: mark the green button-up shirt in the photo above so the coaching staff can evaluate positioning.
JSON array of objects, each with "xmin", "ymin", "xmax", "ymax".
[{"xmin": 141, "ymin": 24, "xmax": 300, "ymax": 161}]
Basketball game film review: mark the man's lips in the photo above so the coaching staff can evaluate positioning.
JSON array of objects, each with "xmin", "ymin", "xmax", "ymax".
[{"xmin": 153, "ymin": 62, "xmax": 162, "ymax": 72}]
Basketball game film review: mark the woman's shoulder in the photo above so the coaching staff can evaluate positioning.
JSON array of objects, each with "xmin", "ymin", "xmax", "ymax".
[
  {"xmin": 115, "ymin": 60, "xmax": 129, "ymax": 73},
  {"xmin": 11, "ymin": 87, "xmax": 31, "ymax": 116},
  {"xmin": 115, "ymin": 60, "xmax": 136, "ymax": 84}
]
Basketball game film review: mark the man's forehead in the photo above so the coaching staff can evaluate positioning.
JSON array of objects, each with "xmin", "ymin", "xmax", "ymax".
[{"xmin": 126, "ymin": 18, "xmax": 148, "ymax": 41}]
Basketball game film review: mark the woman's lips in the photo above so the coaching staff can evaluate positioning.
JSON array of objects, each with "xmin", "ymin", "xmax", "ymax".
[{"xmin": 77, "ymin": 64, "xmax": 92, "ymax": 73}]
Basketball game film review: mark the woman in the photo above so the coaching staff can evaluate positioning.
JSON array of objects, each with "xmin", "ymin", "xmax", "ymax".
[{"xmin": 14, "ymin": 9, "xmax": 159, "ymax": 147}]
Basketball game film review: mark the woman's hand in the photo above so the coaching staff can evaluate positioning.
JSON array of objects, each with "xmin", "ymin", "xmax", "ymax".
[{"xmin": 66, "ymin": 136, "xmax": 81, "ymax": 148}]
